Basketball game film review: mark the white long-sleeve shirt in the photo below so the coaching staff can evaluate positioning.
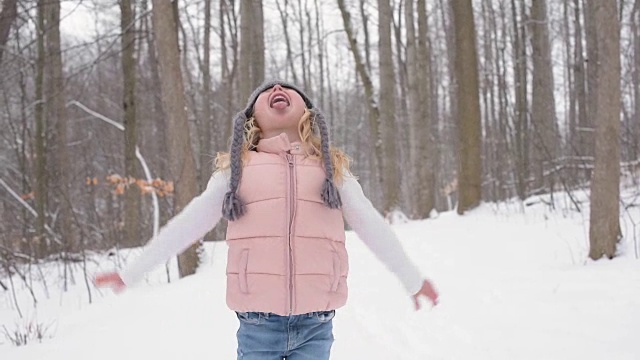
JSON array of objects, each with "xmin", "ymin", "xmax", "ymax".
[{"xmin": 120, "ymin": 170, "xmax": 424, "ymax": 295}]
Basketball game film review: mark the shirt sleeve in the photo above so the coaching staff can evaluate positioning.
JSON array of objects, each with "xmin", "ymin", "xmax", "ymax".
[
  {"xmin": 339, "ymin": 175, "xmax": 424, "ymax": 295},
  {"xmin": 120, "ymin": 170, "xmax": 229, "ymax": 286}
]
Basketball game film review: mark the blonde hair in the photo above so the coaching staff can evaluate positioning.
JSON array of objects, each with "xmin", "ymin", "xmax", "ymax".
[{"xmin": 215, "ymin": 109, "xmax": 353, "ymax": 184}]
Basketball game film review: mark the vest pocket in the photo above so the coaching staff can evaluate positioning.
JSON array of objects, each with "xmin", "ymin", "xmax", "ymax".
[
  {"xmin": 331, "ymin": 253, "xmax": 340, "ymax": 292},
  {"xmin": 239, "ymin": 249, "xmax": 249, "ymax": 294}
]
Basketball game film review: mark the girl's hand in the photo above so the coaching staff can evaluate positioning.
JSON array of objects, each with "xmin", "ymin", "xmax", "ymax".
[
  {"xmin": 412, "ymin": 279, "xmax": 439, "ymax": 310},
  {"xmin": 94, "ymin": 272, "xmax": 126, "ymax": 293}
]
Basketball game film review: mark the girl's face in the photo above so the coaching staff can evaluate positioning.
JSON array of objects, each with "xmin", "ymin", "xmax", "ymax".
[{"xmin": 252, "ymin": 84, "xmax": 306, "ymax": 140}]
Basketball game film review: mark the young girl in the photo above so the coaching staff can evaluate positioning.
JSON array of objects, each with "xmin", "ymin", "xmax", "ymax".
[{"xmin": 96, "ymin": 81, "xmax": 439, "ymax": 360}]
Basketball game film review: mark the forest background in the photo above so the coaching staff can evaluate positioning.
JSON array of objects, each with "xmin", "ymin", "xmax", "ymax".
[{"xmin": 0, "ymin": 0, "xmax": 636, "ymax": 281}]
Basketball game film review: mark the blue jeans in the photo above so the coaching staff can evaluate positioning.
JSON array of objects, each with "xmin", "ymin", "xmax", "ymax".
[{"xmin": 235, "ymin": 310, "xmax": 335, "ymax": 360}]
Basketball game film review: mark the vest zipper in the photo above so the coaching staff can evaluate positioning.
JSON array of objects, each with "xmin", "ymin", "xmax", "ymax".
[{"xmin": 286, "ymin": 153, "xmax": 295, "ymax": 315}]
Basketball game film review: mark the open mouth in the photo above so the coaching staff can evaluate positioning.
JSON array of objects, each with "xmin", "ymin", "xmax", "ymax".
[{"xmin": 269, "ymin": 92, "xmax": 290, "ymax": 109}]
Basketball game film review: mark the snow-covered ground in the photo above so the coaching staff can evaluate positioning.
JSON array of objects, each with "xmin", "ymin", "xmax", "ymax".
[{"xmin": 1, "ymin": 189, "xmax": 640, "ymax": 359}]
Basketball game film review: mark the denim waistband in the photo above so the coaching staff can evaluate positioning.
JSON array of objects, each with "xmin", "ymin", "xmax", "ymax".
[{"xmin": 238, "ymin": 310, "xmax": 335, "ymax": 319}]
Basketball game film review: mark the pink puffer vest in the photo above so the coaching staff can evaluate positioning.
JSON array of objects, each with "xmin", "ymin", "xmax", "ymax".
[{"xmin": 225, "ymin": 133, "xmax": 348, "ymax": 316}]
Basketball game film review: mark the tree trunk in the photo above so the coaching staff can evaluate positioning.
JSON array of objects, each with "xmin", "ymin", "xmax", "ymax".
[
  {"xmin": 359, "ymin": 0, "xmax": 373, "ymax": 74},
  {"xmin": 588, "ymin": 1, "xmax": 621, "ymax": 259},
  {"xmin": 199, "ymin": 0, "xmax": 213, "ymax": 190},
  {"xmin": 573, "ymin": 0, "xmax": 588, "ymax": 175},
  {"xmin": 46, "ymin": 0, "xmax": 74, "ymax": 253},
  {"xmin": 496, "ymin": 2, "xmax": 510, "ymax": 200},
  {"xmin": 405, "ymin": 0, "xmax": 420, "ymax": 215},
  {"xmin": 142, "ymin": 0, "xmax": 169, "ymax": 201},
  {"xmin": 562, "ymin": 0, "xmax": 577, "ymax": 184},
  {"xmin": 511, "ymin": 0, "xmax": 528, "ymax": 199},
  {"xmin": 482, "ymin": 0, "xmax": 504, "ymax": 202},
  {"xmin": 314, "ymin": 0, "xmax": 325, "ymax": 108},
  {"xmin": 297, "ymin": 0, "xmax": 309, "ymax": 90},
  {"xmin": 394, "ymin": 2, "xmax": 412, "ymax": 213},
  {"xmin": 631, "ymin": 0, "xmax": 640, "ymax": 160},
  {"xmin": 120, "ymin": 0, "xmax": 141, "ymax": 248},
  {"xmin": 34, "ymin": 0, "xmax": 48, "ymax": 258},
  {"xmin": 238, "ymin": 0, "xmax": 251, "ymax": 101},
  {"xmin": 441, "ymin": 0, "xmax": 460, "ymax": 206},
  {"xmin": 220, "ymin": 0, "xmax": 238, "ymax": 146},
  {"xmin": 584, "ymin": 0, "xmax": 598, "ymax": 169},
  {"xmin": 417, "ymin": 0, "xmax": 435, "ymax": 218},
  {"xmin": 378, "ymin": 0, "xmax": 399, "ymax": 213},
  {"xmin": 151, "ymin": 0, "xmax": 200, "ymax": 277},
  {"xmin": 0, "ymin": 0, "xmax": 18, "ymax": 64},
  {"xmin": 238, "ymin": 0, "xmax": 264, "ymax": 100},
  {"xmin": 406, "ymin": 0, "xmax": 435, "ymax": 218},
  {"xmin": 252, "ymin": 2, "xmax": 264, "ymax": 89},
  {"xmin": 451, "ymin": 0, "xmax": 482, "ymax": 214},
  {"xmin": 529, "ymin": 0, "xmax": 559, "ymax": 192}
]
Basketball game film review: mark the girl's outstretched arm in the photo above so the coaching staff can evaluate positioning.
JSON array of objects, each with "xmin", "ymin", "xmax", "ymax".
[
  {"xmin": 339, "ymin": 175, "xmax": 438, "ymax": 306},
  {"xmin": 103, "ymin": 170, "xmax": 228, "ymax": 288}
]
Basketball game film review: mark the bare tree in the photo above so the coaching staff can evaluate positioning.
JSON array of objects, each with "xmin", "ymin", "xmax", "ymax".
[
  {"xmin": 584, "ymin": 0, "xmax": 598, "ymax": 166},
  {"xmin": 378, "ymin": 0, "xmax": 400, "ymax": 213},
  {"xmin": 252, "ymin": 2, "xmax": 264, "ymax": 87},
  {"xmin": 151, "ymin": 0, "xmax": 200, "ymax": 277},
  {"xmin": 0, "ymin": 0, "xmax": 18, "ymax": 64},
  {"xmin": 405, "ymin": 0, "xmax": 435, "ymax": 218},
  {"xmin": 437, "ymin": 0, "xmax": 461, "ymax": 209},
  {"xmin": 198, "ymin": 0, "xmax": 214, "ymax": 190},
  {"xmin": 529, "ymin": 0, "xmax": 559, "ymax": 192},
  {"xmin": 219, "ymin": 0, "xmax": 239, "ymax": 146},
  {"xmin": 561, "ymin": 0, "xmax": 577, "ymax": 182},
  {"xmin": 589, "ymin": 1, "xmax": 621, "ymax": 259},
  {"xmin": 337, "ymin": 0, "xmax": 383, "ymax": 203},
  {"xmin": 34, "ymin": 0, "xmax": 48, "ymax": 257},
  {"xmin": 633, "ymin": 0, "xmax": 640, "ymax": 160},
  {"xmin": 313, "ymin": 0, "xmax": 325, "ymax": 107},
  {"xmin": 416, "ymin": 0, "xmax": 436, "ymax": 218},
  {"xmin": 276, "ymin": 0, "xmax": 299, "ymax": 84},
  {"xmin": 238, "ymin": 0, "xmax": 264, "ymax": 100},
  {"xmin": 480, "ymin": 0, "xmax": 499, "ymax": 201},
  {"xmin": 359, "ymin": 0, "xmax": 373, "ymax": 74},
  {"xmin": 141, "ymin": 0, "xmax": 169, "ymax": 193},
  {"xmin": 296, "ymin": 0, "xmax": 310, "ymax": 90},
  {"xmin": 451, "ymin": 0, "xmax": 482, "ymax": 213},
  {"xmin": 120, "ymin": 0, "xmax": 140, "ymax": 248},
  {"xmin": 405, "ymin": 0, "xmax": 420, "ymax": 212},
  {"xmin": 573, "ymin": 0, "xmax": 589, "ymax": 174},
  {"xmin": 45, "ymin": 0, "xmax": 74, "ymax": 254},
  {"xmin": 511, "ymin": 0, "xmax": 528, "ymax": 199}
]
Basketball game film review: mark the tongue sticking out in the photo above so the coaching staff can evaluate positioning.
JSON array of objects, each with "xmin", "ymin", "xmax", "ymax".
[{"xmin": 272, "ymin": 100, "xmax": 288, "ymax": 110}]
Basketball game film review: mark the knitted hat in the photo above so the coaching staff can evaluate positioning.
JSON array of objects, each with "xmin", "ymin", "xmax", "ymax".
[{"xmin": 222, "ymin": 80, "xmax": 342, "ymax": 221}]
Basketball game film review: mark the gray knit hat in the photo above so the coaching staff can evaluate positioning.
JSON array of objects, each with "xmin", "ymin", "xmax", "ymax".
[{"xmin": 222, "ymin": 80, "xmax": 342, "ymax": 221}]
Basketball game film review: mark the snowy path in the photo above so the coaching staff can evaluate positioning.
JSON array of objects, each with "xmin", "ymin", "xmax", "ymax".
[{"xmin": 2, "ymin": 204, "xmax": 640, "ymax": 359}]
